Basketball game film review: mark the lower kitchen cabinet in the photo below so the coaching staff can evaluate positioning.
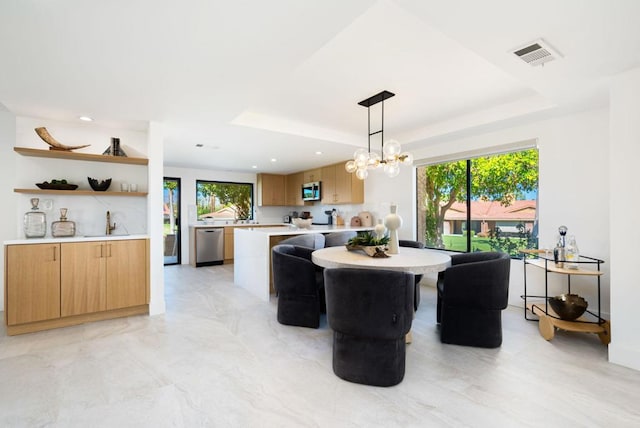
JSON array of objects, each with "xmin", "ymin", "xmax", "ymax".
[
  {"xmin": 105, "ymin": 239, "xmax": 147, "ymax": 310},
  {"xmin": 5, "ymin": 243, "xmax": 61, "ymax": 325},
  {"xmin": 4, "ymin": 238, "xmax": 149, "ymax": 335}
]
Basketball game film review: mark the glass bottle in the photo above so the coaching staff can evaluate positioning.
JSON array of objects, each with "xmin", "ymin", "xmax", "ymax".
[
  {"xmin": 24, "ymin": 198, "xmax": 46, "ymax": 238},
  {"xmin": 565, "ymin": 235, "xmax": 580, "ymax": 269},
  {"xmin": 51, "ymin": 208, "xmax": 76, "ymax": 237}
]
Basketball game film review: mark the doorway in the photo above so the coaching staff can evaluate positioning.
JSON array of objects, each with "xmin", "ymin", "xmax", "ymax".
[{"xmin": 164, "ymin": 177, "xmax": 181, "ymax": 265}]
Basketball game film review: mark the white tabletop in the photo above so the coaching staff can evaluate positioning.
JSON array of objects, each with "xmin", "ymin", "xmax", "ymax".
[{"xmin": 312, "ymin": 246, "xmax": 451, "ymax": 274}]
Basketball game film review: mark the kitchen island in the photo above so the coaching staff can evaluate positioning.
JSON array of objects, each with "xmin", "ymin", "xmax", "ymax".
[{"xmin": 234, "ymin": 225, "xmax": 372, "ymax": 301}]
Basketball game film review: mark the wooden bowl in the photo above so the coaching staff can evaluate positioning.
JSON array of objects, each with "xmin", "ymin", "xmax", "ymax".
[{"xmin": 548, "ymin": 294, "xmax": 588, "ymax": 321}]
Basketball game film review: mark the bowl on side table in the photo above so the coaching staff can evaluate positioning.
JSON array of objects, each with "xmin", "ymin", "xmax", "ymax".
[
  {"xmin": 88, "ymin": 177, "xmax": 112, "ymax": 191},
  {"xmin": 548, "ymin": 294, "xmax": 588, "ymax": 321}
]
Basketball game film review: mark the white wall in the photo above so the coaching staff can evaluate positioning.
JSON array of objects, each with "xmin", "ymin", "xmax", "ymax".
[
  {"xmin": 366, "ymin": 108, "xmax": 611, "ymax": 317},
  {"xmin": 0, "ymin": 106, "xmax": 17, "ymax": 310},
  {"xmin": 147, "ymin": 122, "xmax": 166, "ymax": 316},
  {"xmin": 609, "ymin": 66, "xmax": 640, "ymax": 371},
  {"xmin": 13, "ymin": 117, "xmax": 149, "ymax": 237}
]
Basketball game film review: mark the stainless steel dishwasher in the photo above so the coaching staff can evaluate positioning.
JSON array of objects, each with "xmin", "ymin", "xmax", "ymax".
[{"xmin": 195, "ymin": 228, "xmax": 224, "ymax": 267}]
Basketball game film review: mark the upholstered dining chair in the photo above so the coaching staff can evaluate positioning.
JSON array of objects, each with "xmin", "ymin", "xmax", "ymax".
[
  {"xmin": 324, "ymin": 268, "xmax": 414, "ymax": 386},
  {"xmin": 272, "ymin": 244, "xmax": 325, "ymax": 328},
  {"xmin": 278, "ymin": 233, "xmax": 325, "ymax": 250},
  {"xmin": 324, "ymin": 231, "xmax": 357, "ymax": 247},
  {"xmin": 399, "ymin": 240, "xmax": 424, "ymax": 311},
  {"xmin": 437, "ymin": 252, "xmax": 511, "ymax": 348}
]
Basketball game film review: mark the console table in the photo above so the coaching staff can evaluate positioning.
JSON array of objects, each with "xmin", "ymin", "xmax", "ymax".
[{"xmin": 520, "ymin": 249, "xmax": 610, "ymax": 345}]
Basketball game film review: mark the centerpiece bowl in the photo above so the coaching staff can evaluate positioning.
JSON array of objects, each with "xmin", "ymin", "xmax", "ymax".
[
  {"xmin": 292, "ymin": 217, "xmax": 313, "ymax": 228},
  {"xmin": 548, "ymin": 293, "xmax": 588, "ymax": 321}
]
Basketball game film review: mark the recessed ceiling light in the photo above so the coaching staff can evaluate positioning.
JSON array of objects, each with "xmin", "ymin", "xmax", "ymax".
[
  {"xmin": 271, "ymin": 158, "xmax": 277, "ymax": 162},
  {"xmin": 315, "ymin": 151, "xmax": 322, "ymax": 155},
  {"xmin": 251, "ymin": 165, "xmax": 257, "ymax": 169},
  {"xmin": 195, "ymin": 143, "xmax": 204, "ymax": 147},
  {"xmin": 78, "ymin": 116, "xmax": 93, "ymax": 122}
]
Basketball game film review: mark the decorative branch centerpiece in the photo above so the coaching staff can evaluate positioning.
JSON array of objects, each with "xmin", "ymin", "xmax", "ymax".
[{"xmin": 346, "ymin": 231, "xmax": 390, "ymax": 258}]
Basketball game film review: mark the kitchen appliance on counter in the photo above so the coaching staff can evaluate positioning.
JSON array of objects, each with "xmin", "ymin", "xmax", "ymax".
[{"xmin": 195, "ymin": 228, "xmax": 224, "ymax": 267}]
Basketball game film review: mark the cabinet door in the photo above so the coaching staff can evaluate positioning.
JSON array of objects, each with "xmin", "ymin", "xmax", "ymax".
[
  {"xmin": 334, "ymin": 164, "xmax": 352, "ymax": 203},
  {"xmin": 224, "ymin": 227, "xmax": 235, "ymax": 260},
  {"xmin": 61, "ymin": 242, "xmax": 106, "ymax": 316},
  {"xmin": 106, "ymin": 240, "xmax": 148, "ymax": 310},
  {"xmin": 258, "ymin": 174, "xmax": 285, "ymax": 206},
  {"xmin": 321, "ymin": 165, "xmax": 336, "ymax": 204},
  {"xmin": 285, "ymin": 172, "xmax": 304, "ymax": 206},
  {"xmin": 303, "ymin": 169, "xmax": 322, "ymax": 183},
  {"xmin": 5, "ymin": 244, "xmax": 61, "ymax": 325}
]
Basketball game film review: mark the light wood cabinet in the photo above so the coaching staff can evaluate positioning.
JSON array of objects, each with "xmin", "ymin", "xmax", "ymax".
[
  {"xmin": 61, "ymin": 241, "xmax": 106, "ymax": 316},
  {"xmin": 303, "ymin": 169, "xmax": 322, "ymax": 183},
  {"xmin": 321, "ymin": 162, "xmax": 364, "ymax": 204},
  {"xmin": 5, "ymin": 243, "xmax": 61, "ymax": 325},
  {"xmin": 257, "ymin": 173, "xmax": 286, "ymax": 206},
  {"xmin": 285, "ymin": 172, "xmax": 305, "ymax": 206},
  {"xmin": 4, "ymin": 238, "xmax": 149, "ymax": 335},
  {"xmin": 106, "ymin": 239, "xmax": 148, "ymax": 310},
  {"xmin": 224, "ymin": 227, "xmax": 235, "ymax": 261}
]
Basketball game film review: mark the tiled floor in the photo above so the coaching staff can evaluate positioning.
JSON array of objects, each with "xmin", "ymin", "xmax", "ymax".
[{"xmin": 1, "ymin": 264, "xmax": 639, "ymax": 427}]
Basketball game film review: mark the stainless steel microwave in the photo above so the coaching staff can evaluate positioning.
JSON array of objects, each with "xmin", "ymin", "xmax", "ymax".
[{"xmin": 302, "ymin": 181, "xmax": 321, "ymax": 201}]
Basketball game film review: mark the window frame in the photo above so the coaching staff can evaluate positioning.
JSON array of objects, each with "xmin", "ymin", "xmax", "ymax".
[{"xmin": 195, "ymin": 179, "xmax": 255, "ymax": 222}]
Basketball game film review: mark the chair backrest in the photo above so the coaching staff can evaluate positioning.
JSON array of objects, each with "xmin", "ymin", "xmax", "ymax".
[
  {"xmin": 271, "ymin": 245, "xmax": 317, "ymax": 294},
  {"xmin": 324, "ymin": 231, "xmax": 357, "ymax": 247},
  {"xmin": 278, "ymin": 233, "xmax": 325, "ymax": 250},
  {"xmin": 399, "ymin": 239, "xmax": 424, "ymax": 249},
  {"xmin": 444, "ymin": 252, "xmax": 511, "ymax": 309},
  {"xmin": 324, "ymin": 268, "xmax": 414, "ymax": 340}
]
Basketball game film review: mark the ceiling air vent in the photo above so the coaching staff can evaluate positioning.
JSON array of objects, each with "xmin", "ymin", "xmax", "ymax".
[{"xmin": 512, "ymin": 39, "xmax": 562, "ymax": 67}]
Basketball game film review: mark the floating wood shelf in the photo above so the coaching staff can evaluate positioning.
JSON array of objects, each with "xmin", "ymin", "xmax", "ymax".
[
  {"xmin": 14, "ymin": 147, "xmax": 148, "ymax": 165},
  {"xmin": 14, "ymin": 189, "xmax": 147, "ymax": 196}
]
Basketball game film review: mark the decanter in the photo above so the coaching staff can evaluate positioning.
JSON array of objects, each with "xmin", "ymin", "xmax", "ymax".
[
  {"xmin": 565, "ymin": 235, "xmax": 580, "ymax": 269},
  {"xmin": 51, "ymin": 208, "xmax": 76, "ymax": 237},
  {"xmin": 24, "ymin": 198, "xmax": 46, "ymax": 238}
]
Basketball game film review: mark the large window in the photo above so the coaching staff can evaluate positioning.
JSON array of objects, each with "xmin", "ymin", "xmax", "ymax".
[
  {"xmin": 196, "ymin": 180, "xmax": 254, "ymax": 222},
  {"xmin": 416, "ymin": 148, "xmax": 539, "ymax": 256}
]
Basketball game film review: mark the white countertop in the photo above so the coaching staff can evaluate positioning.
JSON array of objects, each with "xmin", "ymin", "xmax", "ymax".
[
  {"xmin": 4, "ymin": 234, "xmax": 149, "ymax": 245},
  {"xmin": 234, "ymin": 224, "xmax": 373, "ymax": 236},
  {"xmin": 189, "ymin": 223, "xmax": 284, "ymax": 229}
]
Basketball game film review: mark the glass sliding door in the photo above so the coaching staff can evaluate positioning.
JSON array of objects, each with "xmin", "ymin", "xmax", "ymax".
[{"xmin": 164, "ymin": 177, "xmax": 181, "ymax": 265}]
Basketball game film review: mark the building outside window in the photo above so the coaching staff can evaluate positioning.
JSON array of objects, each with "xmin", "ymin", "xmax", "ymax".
[
  {"xmin": 196, "ymin": 180, "xmax": 254, "ymax": 222},
  {"xmin": 416, "ymin": 148, "xmax": 539, "ymax": 256}
]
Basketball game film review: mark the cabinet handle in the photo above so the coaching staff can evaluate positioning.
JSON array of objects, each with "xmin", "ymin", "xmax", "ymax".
[
  {"xmin": 100, "ymin": 244, "xmax": 104, "ymax": 258},
  {"xmin": 108, "ymin": 244, "xmax": 112, "ymax": 257},
  {"xmin": 52, "ymin": 246, "xmax": 57, "ymax": 261}
]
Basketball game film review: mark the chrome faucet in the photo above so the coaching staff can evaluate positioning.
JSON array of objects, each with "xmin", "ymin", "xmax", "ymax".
[{"xmin": 106, "ymin": 211, "xmax": 116, "ymax": 235}]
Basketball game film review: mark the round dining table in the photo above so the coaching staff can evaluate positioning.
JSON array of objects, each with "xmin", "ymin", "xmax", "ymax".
[{"xmin": 311, "ymin": 245, "xmax": 451, "ymax": 274}]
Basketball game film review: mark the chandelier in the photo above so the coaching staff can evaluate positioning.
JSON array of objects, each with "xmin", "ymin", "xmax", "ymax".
[{"xmin": 345, "ymin": 90, "xmax": 413, "ymax": 180}]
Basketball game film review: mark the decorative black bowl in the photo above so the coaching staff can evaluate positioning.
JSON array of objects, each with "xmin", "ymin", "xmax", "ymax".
[
  {"xmin": 548, "ymin": 294, "xmax": 588, "ymax": 321},
  {"xmin": 88, "ymin": 177, "xmax": 112, "ymax": 191}
]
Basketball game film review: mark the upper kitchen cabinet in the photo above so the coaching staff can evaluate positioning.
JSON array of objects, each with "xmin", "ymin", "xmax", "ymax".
[
  {"xmin": 257, "ymin": 173, "xmax": 286, "ymax": 206},
  {"xmin": 303, "ymin": 168, "xmax": 322, "ymax": 183},
  {"xmin": 321, "ymin": 162, "xmax": 364, "ymax": 205},
  {"xmin": 285, "ymin": 172, "xmax": 305, "ymax": 206}
]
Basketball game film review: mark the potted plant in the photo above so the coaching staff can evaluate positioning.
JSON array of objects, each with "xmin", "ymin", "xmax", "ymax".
[{"xmin": 346, "ymin": 231, "xmax": 390, "ymax": 257}]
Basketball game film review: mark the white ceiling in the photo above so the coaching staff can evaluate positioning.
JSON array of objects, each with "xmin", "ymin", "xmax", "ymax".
[{"xmin": 1, "ymin": 0, "xmax": 639, "ymax": 174}]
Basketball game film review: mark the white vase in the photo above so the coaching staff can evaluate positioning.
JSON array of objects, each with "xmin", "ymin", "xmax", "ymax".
[
  {"xmin": 384, "ymin": 204, "xmax": 402, "ymax": 254},
  {"xmin": 374, "ymin": 219, "xmax": 386, "ymax": 240}
]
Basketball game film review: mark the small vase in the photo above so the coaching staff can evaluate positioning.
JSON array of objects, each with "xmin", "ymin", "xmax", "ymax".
[
  {"xmin": 374, "ymin": 219, "xmax": 386, "ymax": 240},
  {"xmin": 384, "ymin": 204, "xmax": 403, "ymax": 254}
]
